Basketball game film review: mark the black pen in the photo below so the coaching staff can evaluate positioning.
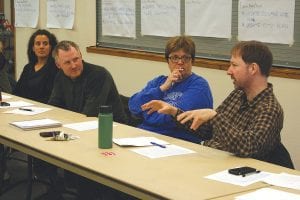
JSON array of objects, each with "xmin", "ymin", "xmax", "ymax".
[
  {"xmin": 150, "ymin": 142, "xmax": 166, "ymax": 148},
  {"xmin": 19, "ymin": 108, "xmax": 33, "ymax": 112}
]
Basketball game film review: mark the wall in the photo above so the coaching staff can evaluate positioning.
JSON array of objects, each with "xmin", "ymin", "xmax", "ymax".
[{"xmin": 14, "ymin": 0, "xmax": 300, "ymax": 169}]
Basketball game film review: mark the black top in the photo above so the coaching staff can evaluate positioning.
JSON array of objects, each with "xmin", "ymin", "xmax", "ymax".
[
  {"xmin": 14, "ymin": 58, "xmax": 58, "ymax": 103},
  {"xmin": 0, "ymin": 52, "xmax": 12, "ymax": 93},
  {"xmin": 48, "ymin": 61, "xmax": 128, "ymax": 124}
]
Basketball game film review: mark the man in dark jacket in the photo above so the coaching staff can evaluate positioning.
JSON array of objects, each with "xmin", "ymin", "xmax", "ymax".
[{"xmin": 49, "ymin": 40, "xmax": 127, "ymax": 124}]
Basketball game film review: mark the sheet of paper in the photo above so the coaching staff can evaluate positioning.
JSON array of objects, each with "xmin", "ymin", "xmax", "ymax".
[
  {"xmin": 141, "ymin": 0, "xmax": 180, "ymax": 36},
  {"xmin": 238, "ymin": 0, "xmax": 295, "ymax": 45},
  {"xmin": 113, "ymin": 136, "xmax": 169, "ymax": 147},
  {"xmin": 63, "ymin": 120, "xmax": 98, "ymax": 131},
  {"xmin": 1, "ymin": 94, "xmax": 12, "ymax": 100},
  {"xmin": 235, "ymin": 188, "xmax": 300, "ymax": 200},
  {"xmin": 205, "ymin": 169, "xmax": 273, "ymax": 186},
  {"xmin": 3, "ymin": 106, "xmax": 51, "ymax": 115},
  {"xmin": 262, "ymin": 173, "xmax": 300, "ymax": 190},
  {"xmin": 64, "ymin": 120, "xmax": 118, "ymax": 131},
  {"xmin": 10, "ymin": 118, "xmax": 62, "ymax": 130},
  {"xmin": 131, "ymin": 144, "xmax": 195, "ymax": 159},
  {"xmin": 102, "ymin": 0, "xmax": 136, "ymax": 38},
  {"xmin": 47, "ymin": 0, "xmax": 75, "ymax": 29},
  {"xmin": 14, "ymin": 0, "xmax": 39, "ymax": 28},
  {"xmin": 0, "ymin": 101, "xmax": 34, "ymax": 109},
  {"xmin": 185, "ymin": 0, "xmax": 232, "ymax": 38}
]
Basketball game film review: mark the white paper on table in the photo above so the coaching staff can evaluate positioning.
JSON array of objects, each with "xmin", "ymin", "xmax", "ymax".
[
  {"xmin": 205, "ymin": 170, "xmax": 273, "ymax": 186},
  {"xmin": 0, "ymin": 101, "xmax": 34, "ymax": 109},
  {"xmin": 64, "ymin": 120, "xmax": 117, "ymax": 131},
  {"xmin": 235, "ymin": 188, "xmax": 300, "ymax": 200},
  {"xmin": 131, "ymin": 144, "xmax": 196, "ymax": 159},
  {"xmin": 3, "ymin": 106, "xmax": 51, "ymax": 115},
  {"xmin": 262, "ymin": 173, "xmax": 300, "ymax": 190},
  {"xmin": 113, "ymin": 136, "xmax": 169, "ymax": 147},
  {"xmin": 63, "ymin": 120, "xmax": 98, "ymax": 131},
  {"xmin": 9, "ymin": 118, "xmax": 62, "ymax": 130},
  {"xmin": 1, "ymin": 94, "xmax": 12, "ymax": 100}
]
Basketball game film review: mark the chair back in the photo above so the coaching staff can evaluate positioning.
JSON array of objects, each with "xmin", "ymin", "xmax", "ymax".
[{"xmin": 265, "ymin": 143, "xmax": 294, "ymax": 169}]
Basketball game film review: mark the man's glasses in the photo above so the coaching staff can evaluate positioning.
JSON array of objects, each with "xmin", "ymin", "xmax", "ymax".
[{"xmin": 168, "ymin": 55, "xmax": 192, "ymax": 63}]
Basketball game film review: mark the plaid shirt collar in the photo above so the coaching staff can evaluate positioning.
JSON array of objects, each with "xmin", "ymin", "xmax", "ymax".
[{"xmin": 239, "ymin": 83, "xmax": 273, "ymax": 110}]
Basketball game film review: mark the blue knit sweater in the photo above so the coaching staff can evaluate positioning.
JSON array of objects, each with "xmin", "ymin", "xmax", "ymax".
[{"xmin": 129, "ymin": 73, "xmax": 213, "ymax": 143}]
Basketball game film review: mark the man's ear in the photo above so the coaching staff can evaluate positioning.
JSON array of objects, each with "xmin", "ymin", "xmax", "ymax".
[
  {"xmin": 55, "ymin": 61, "xmax": 60, "ymax": 69},
  {"xmin": 249, "ymin": 63, "xmax": 259, "ymax": 75}
]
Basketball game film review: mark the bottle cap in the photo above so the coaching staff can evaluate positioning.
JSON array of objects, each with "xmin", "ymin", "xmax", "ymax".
[{"xmin": 99, "ymin": 105, "xmax": 112, "ymax": 114}]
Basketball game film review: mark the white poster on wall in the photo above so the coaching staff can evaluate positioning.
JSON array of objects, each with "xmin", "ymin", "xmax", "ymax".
[
  {"xmin": 185, "ymin": 0, "xmax": 232, "ymax": 39},
  {"xmin": 14, "ymin": 0, "xmax": 39, "ymax": 28},
  {"xmin": 238, "ymin": 0, "xmax": 295, "ymax": 45},
  {"xmin": 47, "ymin": 0, "xmax": 75, "ymax": 29},
  {"xmin": 102, "ymin": 0, "xmax": 136, "ymax": 38},
  {"xmin": 141, "ymin": 0, "xmax": 180, "ymax": 37}
]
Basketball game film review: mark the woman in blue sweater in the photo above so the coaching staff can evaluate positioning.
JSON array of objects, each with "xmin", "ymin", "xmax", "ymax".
[{"xmin": 129, "ymin": 36, "xmax": 213, "ymax": 143}]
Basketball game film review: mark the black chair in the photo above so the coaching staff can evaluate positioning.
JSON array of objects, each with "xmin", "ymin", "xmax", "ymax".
[
  {"xmin": 119, "ymin": 95, "xmax": 143, "ymax": 127},
  {"xmin": 264, "ymin": 143, "xmax": 294, "ymax": 169}
]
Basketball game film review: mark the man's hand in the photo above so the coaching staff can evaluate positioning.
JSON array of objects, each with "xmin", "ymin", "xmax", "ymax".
[{"xmin": 177, "ymin": 109, "xmax": 217, "ymax": 130}]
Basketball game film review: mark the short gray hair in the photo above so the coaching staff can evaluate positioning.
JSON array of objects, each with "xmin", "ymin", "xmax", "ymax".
[{"xmin": 52, "ymin": 40, "xmax": 81, "ymax": 61}]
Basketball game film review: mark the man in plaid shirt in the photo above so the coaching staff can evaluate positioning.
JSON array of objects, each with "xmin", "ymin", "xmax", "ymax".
[{"xmin": 142, "ymin": 40, "xmax": 294, "ymax": 168}]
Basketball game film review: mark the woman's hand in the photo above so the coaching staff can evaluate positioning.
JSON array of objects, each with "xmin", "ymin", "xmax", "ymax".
[
  {"xmin": 160, "ymin": 68, "xmax": 184, "ymax": 91},
  {"xmin": 141, "ymin": 100, "xmax": 178, "ymax": 116}
]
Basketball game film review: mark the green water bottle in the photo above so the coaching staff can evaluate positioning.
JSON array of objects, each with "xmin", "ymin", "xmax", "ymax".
[{"xmin": 98, "ymin": 105, "xmax": 113, "ymax": 149}]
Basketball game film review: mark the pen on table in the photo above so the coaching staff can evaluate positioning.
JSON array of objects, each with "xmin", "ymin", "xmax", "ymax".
[
  {"xmin": 150, "ymin": 142, "xmax": 166, "ymax": 148},
  {"xmin": 19, "ymin": 108, "xmax": 33, "ymax": 112},
  {"xmin": 242, "ymin": 170, "xmax": 261, "ymax": 177}
]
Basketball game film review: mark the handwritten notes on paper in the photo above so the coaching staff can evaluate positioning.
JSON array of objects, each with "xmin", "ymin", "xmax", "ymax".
[
  {"xmin": 238, "ymin": 0, "xmax": 295, "ymax": 44},
  {"xmin": 185, "ymin": 0, "xmax": 232, "ymax": 38},
  {"xmin": 102, "ymin": 0, "xmax": 136, "ymax": 38},
  {"xmin": 47, "ymin": 0, "xmax": 75, "ymax": 29},
  {"xmin": 141, "ymin": 0, "xmax": 180, "ymax": 37},
  {"xmin": 14, "ymin": 0, "xmax": 39, "ymax": 28}
]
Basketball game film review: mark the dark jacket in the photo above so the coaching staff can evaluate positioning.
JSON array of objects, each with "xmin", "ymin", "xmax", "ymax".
[
  {"xmin": 48, "ymin": 61, "xmax": 128, "ymax": 124},
  {"xmin": 14, "ymin": 58, "xmax": 58, "ymax": 103}
]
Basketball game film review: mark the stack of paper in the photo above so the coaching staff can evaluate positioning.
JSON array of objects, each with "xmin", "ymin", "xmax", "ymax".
[{"xmin": 10, "ymin": 118, "xmax": 62, "ymax": 130}]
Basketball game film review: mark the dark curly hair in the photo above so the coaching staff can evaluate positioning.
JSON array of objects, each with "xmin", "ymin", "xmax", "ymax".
[{"xmin": 27, "ymin": 29, "xmax": 58, "ymax": 64}]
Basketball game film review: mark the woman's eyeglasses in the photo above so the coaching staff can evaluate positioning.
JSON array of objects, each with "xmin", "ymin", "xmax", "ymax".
[{"xmin": 168, "ymin": 55, "xmax": 192, "ymax": 63}]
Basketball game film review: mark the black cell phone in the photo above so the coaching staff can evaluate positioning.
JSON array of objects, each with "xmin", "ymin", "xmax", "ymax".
[
  {"xmin": 39, "ymin": 131, "xmax": 61, "ymax": 137},
  {"xmin": 0, "ymin": 101, "xmax": 10, "ymax": 106},
  {"xmin": 228, "ymin": 166, "xmax": 258, "ymax": 176}
]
